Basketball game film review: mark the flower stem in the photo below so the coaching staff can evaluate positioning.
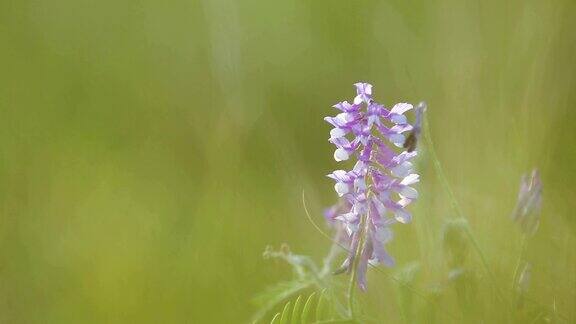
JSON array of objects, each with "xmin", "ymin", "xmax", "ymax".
[
  {"xmin": 422, "ymin": 113, "xmax": 465, "ymax": 222},
  {"xmin": 347, "ymin": 211, "xmax": 368, "ymax": 319},
  {"xmin": 423, "ymin": 113, "xmax": 508, "ymax": 305},
  {"xmin": 511, "ymin": 233, "xmax": 528, "ymax": 292}
]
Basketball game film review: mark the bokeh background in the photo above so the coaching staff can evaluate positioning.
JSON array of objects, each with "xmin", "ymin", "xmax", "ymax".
[{"xmin": 1, "ymin": 0, "xmax": 575, "ymax": 322}]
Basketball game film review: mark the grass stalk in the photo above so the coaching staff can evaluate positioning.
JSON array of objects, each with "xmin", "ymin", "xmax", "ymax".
[
  {"xmin": 422, "ymin": 112, "xmax": 508, "ymax": 305},
  {"xmin": 511, "ymin": 233, "xmax": 528, "ymax": 292}
]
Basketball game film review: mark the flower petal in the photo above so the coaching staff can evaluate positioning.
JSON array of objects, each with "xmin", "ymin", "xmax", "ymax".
[
  {"xmin": 390, "ymin": 103, "xmax": 413, "ymax": 115},
  {"xmin": 334, "ymin": 182, "xmax": 350, "ymax": 196},
  {"xmin": 334, "ymin": 148, "xmax": 350, "ymax": 161},
  {"xmin": 394, "ymin": 209, "xmax": 412, "ymax": 223}
]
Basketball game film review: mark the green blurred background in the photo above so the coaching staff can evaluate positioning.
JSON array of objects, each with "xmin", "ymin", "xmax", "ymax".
[{"xmin": 1, "ymin": 0, "xmax": 575, "ymax": 322}]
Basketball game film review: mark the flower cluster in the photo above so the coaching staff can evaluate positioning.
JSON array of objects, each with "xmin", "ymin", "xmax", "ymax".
[{"xmin": 324, "ymin": 82, "xmax": 423, "ymax": 290}]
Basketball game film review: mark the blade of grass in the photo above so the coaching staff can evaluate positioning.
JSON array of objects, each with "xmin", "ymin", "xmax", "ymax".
[{"xmin": 422, "ymin": 111, "xmax": 508, "ymax": 306}]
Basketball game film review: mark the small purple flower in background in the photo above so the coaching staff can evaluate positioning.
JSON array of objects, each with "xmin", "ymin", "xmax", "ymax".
[
  {"xmin": 510, "ymin": 169, "xmax": 541, "ymax": 310},
  {"xmin": 511, "ymin": 169, "xmax": 542, "ymax": 235},
  {"xmin": 324, "ymin": 82, "xmax": 422, "ymax": 290}
]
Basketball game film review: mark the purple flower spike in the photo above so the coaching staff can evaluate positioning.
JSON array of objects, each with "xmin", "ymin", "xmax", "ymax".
[
  {"xmin": 511, "ymin": 169, "xmax": 542, "ymax": 235},
  {"xmin": 324, "ymin": 82, "xmax": 422, "ymax": 290}
]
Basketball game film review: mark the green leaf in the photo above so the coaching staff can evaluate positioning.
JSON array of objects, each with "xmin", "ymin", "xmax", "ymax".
[
  {"xmin": 280, "ymin": 301, "xmax": 292, "ymax": 324},
  {"xmin": 250, "ymin": 281, "xmax": 311, "ymax": 324},
  {"xmin": 290, "ymin": 295, "xmax": 303, "ymax": 324},
  {"xmin": 270, "ymin": 313, "xmax": 281, "ymax": 324},
  {"xmin": 301, "ymin": 292, "xmax": 317, "ymax": 324},
  {"xmin": 315, "ymin": 289, "xmax": 328, "ymax": 322}
]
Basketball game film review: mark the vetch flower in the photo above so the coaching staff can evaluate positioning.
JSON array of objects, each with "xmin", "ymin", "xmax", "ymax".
[
  {"xmin": 511, "ymin": 169, "xmax": 542, "ymax": 235},
  {"xmin": 324, "ymin": 82, "xmax": 422, "ymax": 290}
]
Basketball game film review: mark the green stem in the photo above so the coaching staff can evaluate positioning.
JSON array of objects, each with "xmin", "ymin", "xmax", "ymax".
[
  {"xmin": 347, "ymin": 211, "xmax": 368, "ymax": 319},
  {"xmin": 422, "ymin": 113, "xmax": 464, "ymax": 221},
  {"xmin": 511, "ymin": 234, "xmax": 528, "ymax": 292},
  {"xmin": 464, "ymin": 226, "xmax": 507, "ymax": 303},
  {"xmin": 423, "ymin": 113, "xmax": 508, "ymax": 305}
]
